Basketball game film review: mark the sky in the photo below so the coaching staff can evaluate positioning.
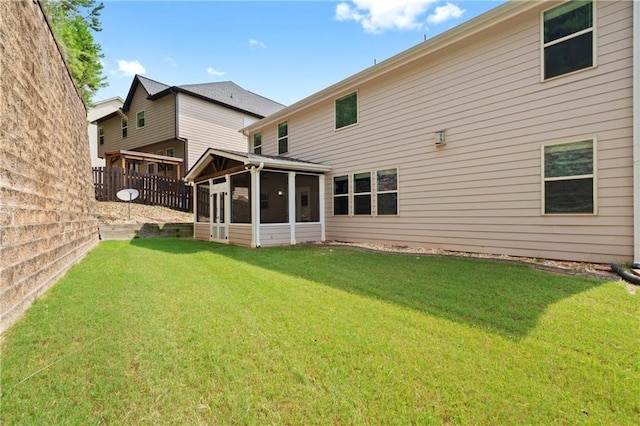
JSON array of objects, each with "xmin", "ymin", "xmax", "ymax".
[{"xmin": 94, "ymin": 0, "xmax": 509, "ymax": 107}]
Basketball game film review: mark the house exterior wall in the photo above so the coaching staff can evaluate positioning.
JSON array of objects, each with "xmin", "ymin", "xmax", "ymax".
[
  {"xmin": 194, "ymin": 222, "xmax": 209, "ymax": 241},
  {"xmin": 229, "ymin": 225, "xmax": 252, "ymax": 247},
  {"xmin": 88, "ymin": 98, "xmax": 122, "ymax": 167},
  {"xmin": 0, "ymin": 1, "xmax": 99, "ymax": 333},
  {"xmin": 250, "ymin": 0, "xmax": 633, "ymax": 263},
  {"xmin": 176, "ymin": 93, "xmax": 253, "ymax": 169},
  {"xmin": 296, "ymin": 223, "xmax": 322, "ymax": 243},
  {"xmin": 97, "ymin": 89, "xmax": 176, "ymax": 158},
  {"xmin": 260, "ymin": 225, "xmax": 291, "ymax": 247}
]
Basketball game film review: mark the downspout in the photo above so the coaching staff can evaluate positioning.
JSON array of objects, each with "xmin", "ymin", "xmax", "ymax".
[
  {"xmin": 634, "ymin": 0, "xmax": 640, "ymax": 263},
  {"xmin": 252, "ymin": 162, "xmax": 264, "ymax": 248}
]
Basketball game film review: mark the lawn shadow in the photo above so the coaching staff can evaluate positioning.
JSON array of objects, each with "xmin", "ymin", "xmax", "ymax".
[{"xmin": 129, "ymin": 239, "xmax": 608, "ymax": 339}]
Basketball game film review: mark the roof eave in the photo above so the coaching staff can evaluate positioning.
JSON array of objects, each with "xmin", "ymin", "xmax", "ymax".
[{"xmin": 243, "ymin": 0, "xmax": 541, "ymax": 133}]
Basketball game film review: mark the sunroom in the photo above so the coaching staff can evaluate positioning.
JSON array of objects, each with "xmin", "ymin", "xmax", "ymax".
[{"xmin": 184, "ymin": 148, "xmax": 331, "ymax": 247}]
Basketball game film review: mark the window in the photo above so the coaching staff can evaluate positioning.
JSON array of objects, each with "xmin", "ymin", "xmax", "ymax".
[
  {"xmin": 155, "ymin": 150, "xmax": 164, "ymax": 156},
  {"xmin": 335, "ymin": 92, "xmax": 358, "ymax": 129},
  {"xmin": 253, "ymin": 133, "xmax": 262, "ymax": 155},
  {"xmin": 121, "ymin": 118, "xmax": 128, "ymax": 138},
  {"xmin": 231, "ymin": 172, "xmax": 251, "ymax": 223},
  {"xmin": 543, "ymin": 0, "xmax": 594, "ymax": 80},
  {"xmin": 98, "ymin": 127, "xmax": 104, "ymax": 145},
  {"xmin": 278, "ymin": 121, "xmax": 288, "ymax": 154},
  {"xmin": 296, "ymin": 174, "xmax": 320, "ymax": 222},
  {"xmin": 196, "ymin": 183, "xmax": 210, "ymax": 223},
  {"xmin": 543, "ymin": 140, "xmax": 595, "ymax": 214},
  {"xmin": 166, "ymin": 148, "xmax": 175, "ymax": 157},
  {"xmin": 259, "ymin": 171, "xmax": 288, "ymax": 223},
  {"xmin": 333, "ymin": 175, "xmax": 349, "ymax": 215},
  {"xmin": 353, "ymin": 172, "xmax": 371, "ymax": 215},
  {"xmin": 136, "ymin": 111, "xmax": 145, "ymax": 128},
  {"xmin": 148, "ymin": 163, "xmax": 156, "ymax": 174},
  {"xmin": 377, "ymin": 168, "xmax": 398, "ymax": 215}
]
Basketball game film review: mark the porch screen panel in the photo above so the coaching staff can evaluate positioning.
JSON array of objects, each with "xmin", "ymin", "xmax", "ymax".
[
  {"xmin": 231, "ymin": 172, "xmax": 251, "ymax": 223},
  {"xmin": 196, "ymin": 183, "xmax": 210, "ymax": 223},
  {"xmin": 260, "ymin": 171, "xmax": 288, "ymax": 223},
  {"xmin": 296, "ymin": 174, "xmax": 319, "ymax": 222}
]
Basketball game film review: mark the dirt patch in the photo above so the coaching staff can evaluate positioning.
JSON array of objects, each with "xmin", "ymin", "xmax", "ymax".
[{"xmin": 93, "ymin": 201, "xmax": 192, "ymax": 225}]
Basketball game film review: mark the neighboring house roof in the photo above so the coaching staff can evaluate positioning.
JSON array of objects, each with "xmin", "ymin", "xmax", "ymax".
[
  {"xmin": 92, "ymin": 75, "xmax": 284, "ymax": 123},
  {"xmin": 185, "ymin": 148, "xmax": 331, "ymax": 182},
  {"xmin": 243, "ymin": 0, "xmax": 540, "ymax": 133}
]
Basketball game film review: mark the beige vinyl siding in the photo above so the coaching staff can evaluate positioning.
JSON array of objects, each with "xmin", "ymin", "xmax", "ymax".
[
  {"xmin": 295, "ymin": 223, "xmax": 322, "ymax": 243},
  {"xmin": 98, "ymin": 88, "xmax": 175, "ymax": 158},
  {"xmin": 252, "ymin": 1, "xmax": 632, "ymax": 263},
  {"xmin": 177, "ymin": 93, "xmax": 252, "ymax": 169},
  {"xmin": 229, "ymin": 224, "xmax": 252, "ymax": 247},
  {"xmin": 260, "ymin": 225, "xmax": 290, "ymax": 247},
  {"xmin": 194, "ymin": 223, "xmax": 209, "ymax": 241}
]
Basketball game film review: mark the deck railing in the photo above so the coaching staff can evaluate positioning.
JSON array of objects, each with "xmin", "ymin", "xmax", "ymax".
[{"xmin": 92, "ymin": 167, "xmax": 192, "ymax": 212}]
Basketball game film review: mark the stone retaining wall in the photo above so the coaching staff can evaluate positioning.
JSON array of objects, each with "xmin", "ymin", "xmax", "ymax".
[{"xmin": 0, "ymin": 1, "xmax": 99, "ymax": 333}]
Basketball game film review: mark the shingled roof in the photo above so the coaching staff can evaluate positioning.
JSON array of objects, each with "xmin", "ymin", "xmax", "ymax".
[{"xmin": 121, "ymin": 75, "xmax": 284, "ymax": 119}]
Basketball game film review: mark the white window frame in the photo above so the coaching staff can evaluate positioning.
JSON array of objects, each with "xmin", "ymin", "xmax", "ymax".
[
  {"xmin": 121, "ymin": 117, "xmax": 128, "ymax": 138},
  {"xmin": 541, "ymin": 0, "xmax": 596, "ymax": 82},
  {"xmin": 541, "ymin": 137, "xmax": 597, "ymax": 216},
  {"xmin": 353, "ymin": 171, "xmax": 372, "ymax": 216},
  {"xmin": 375, "ymin": 167, "xmax": 399, "ymax": 216},
  {"xmin": 332, "ymin": 174, "xmax": 350, "ymax": 216},
  {"xmin": 166, "ymin": 147, "xmax": 175, "ymax": 157},
  {"xmin": 98, "ymin": 127, "xmax": 104, "ymax": 145},
  {"xmin": 253, "ymin": 132, "xmax": 262, "ymax": 154},
  {"xmin": 335, "ymin": 91, "xmax": 358, "ymax": 131},
  {"xmin": 136, "ymin": 110, "xmax": 145, "ymax": 129},
  {"xmin": 278, "ymin": 121, "xmax": 288, "ymax": 155}
]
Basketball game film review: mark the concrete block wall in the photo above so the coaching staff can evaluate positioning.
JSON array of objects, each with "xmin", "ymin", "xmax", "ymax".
[{"xmin": 0, "ymin": 1, "xmax": 99, "ymax": 333}]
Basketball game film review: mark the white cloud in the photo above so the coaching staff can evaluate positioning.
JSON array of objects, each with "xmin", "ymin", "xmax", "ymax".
[
  {"xmin": 427, "ymin": 2, "xmax": 465, "ymax": 24},
  {"xmin": 249, "ymin": 39, "xmax": 266, "ymax": 48},
  {"xmin": 335, "ymin": 0, "xmax": 437, "ymax": 33},
  {"xmin": 114, "ymin": 59, "xmax": 146, "ymax": 77},
  {"xmin": 206, "ymin": 67, "xmax": 226, "ymax": 77},
  {"xmin": 163, "ymin": 56, "xmax": 178, "ymax": 67}
]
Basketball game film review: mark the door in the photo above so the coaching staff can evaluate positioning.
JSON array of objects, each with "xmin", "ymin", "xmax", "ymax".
[{"xmin": 210, "ymin": 182, "xmax": 228, "ymax": 243}]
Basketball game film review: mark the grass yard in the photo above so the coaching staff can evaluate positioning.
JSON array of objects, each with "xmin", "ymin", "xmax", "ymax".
[{"xmin": 1, "ymin": 239, "xmax": 639, "ymax": 424}]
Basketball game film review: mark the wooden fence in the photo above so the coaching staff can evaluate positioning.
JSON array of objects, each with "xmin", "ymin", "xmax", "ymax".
[{"xmin": 93, "ymin": 167, "xmax": 192, "ymax": 212}]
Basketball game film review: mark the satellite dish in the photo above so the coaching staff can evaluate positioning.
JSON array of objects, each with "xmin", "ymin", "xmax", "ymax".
[
  {"xmin": 116, "ymin": 189, "xmax": 139, "ymax": 220},
  {"xmin": 116, "ymin": 188, "xmax": 139, "ymax": 201}
]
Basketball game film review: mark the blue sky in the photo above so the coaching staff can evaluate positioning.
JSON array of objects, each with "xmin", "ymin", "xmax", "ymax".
[{"xmin": 94, "ymin": 0, "xmax": 508, "ymax": 106}]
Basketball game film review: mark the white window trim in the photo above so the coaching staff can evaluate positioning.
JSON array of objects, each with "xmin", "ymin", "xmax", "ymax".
[
  {"xmin": 334, "ymin": 90, "xmax": 359, "ymax": 131},
  {"xmin": 353, "ymin": 170, "xmax": 372, "ymax": 216},
  {"xmin": 540, "ymin": 137, "xmax": 598, "ymax": 216},
  {"xmin": 121, "ymin": 117, "xmax": 128, "ymax": 138},
  {"xmin": 253, "ymin": 132, "xmax": 262, "ymax": 154},
  {"xmin": 540, "ymin": 0, "xmax": 597, "ymax": 82},
  {"xmin": 136, "ymin": 110, "xmax": 146, "ymax": 129},
  {"xmin": 166, "ymin": 148, "xmax": 175, "ymax": 157},
  {"xmin": 374, "ymin": 167, "xmax": 400, "ymax": 217},
  {"xmin": 278, "ymin": 122, "xmax": 288, "ymax": 154},
  {"xmin": 332, "ymin": 174, "xmax": 350, "ymax": 216},
  {"xmin": 98, "ymin": 127, "xmax": 104, "ymax": 145}
]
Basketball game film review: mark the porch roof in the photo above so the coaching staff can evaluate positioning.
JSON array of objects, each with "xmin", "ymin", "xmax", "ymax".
[
  {"xmin": 105, "ymin": 150, "xmax": 183, "ymax": 165},
  {"xmin": 184, "ymin": 148, "xmax": 331, "ymax": 182}
]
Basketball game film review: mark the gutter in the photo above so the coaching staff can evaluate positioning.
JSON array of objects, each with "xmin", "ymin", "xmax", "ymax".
[{"xmin": 634, "ymin": 0, "xmax": 640, "ymax": 263}]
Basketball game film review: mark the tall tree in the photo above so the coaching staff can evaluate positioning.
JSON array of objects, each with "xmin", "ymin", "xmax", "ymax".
[{"xmin": 41, "ymin": 0, "xmax": 107, "ymax": 105}]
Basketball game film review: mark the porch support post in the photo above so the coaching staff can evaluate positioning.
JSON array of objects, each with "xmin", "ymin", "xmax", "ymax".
[
  {"xmin": 634, "ymin": 0, "xmax": 640, "ymax": 263},
  {"xmin": 289, "ymin": 172, "xmax": 296, "ymax": 245},
  {"xmin": 319, "ymin": 174, "xmax": 326, "ymax": 242},
  {"xmin": 252, "ymin": 167, "xmax": 261, "ymax": 248}
]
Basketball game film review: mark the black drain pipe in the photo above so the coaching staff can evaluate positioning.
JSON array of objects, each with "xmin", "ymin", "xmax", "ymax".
[{"xmin": 611, "ymin": 263, "xmax": 640, "ymax": 285}]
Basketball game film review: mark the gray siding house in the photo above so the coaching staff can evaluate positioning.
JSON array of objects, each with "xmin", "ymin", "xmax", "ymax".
[
  {"xmin": 186, "ymin": 0, "xmax": 639, "ymax": 264},
  {"xmin": 94, "ymin": 75, "xmax": 284, "ymax": 177}
]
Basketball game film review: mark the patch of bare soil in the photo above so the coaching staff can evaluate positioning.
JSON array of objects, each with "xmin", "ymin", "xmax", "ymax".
[
  {"xmin": 93, "ymin": 201, "xmax": 192, "ymax": 225},
  {"xmin": 321, "ymin": 241, "xmax": 622, "ymax": 282}
]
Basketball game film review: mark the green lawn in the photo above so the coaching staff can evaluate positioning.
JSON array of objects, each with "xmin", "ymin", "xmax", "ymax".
[{"xmin": 1, "ymin": 239, "xmax": 639, "ymax": 424}]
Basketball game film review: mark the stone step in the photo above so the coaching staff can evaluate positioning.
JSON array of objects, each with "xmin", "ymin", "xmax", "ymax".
[{"xmin": 98, "ymin": 223, "xmax": 193, "ymax": 240}]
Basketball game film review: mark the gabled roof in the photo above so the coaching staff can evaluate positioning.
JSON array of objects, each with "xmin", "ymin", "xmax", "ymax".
[
  {"xmin": 118, "ymin": 75, "xmax": 284, "ymax": 118},
  {"xmin": 243, "ymin": 0, "xmax": 541, "ymax": 133},
  {"xmin": 177, "ymin": 82, "xmax": 285, "ymax": 117},
  {"xmin": 184, "ymin": 148, "xmax": 331, "ymax": 182}
]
